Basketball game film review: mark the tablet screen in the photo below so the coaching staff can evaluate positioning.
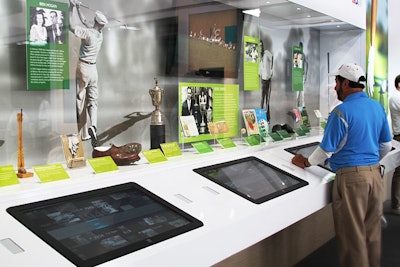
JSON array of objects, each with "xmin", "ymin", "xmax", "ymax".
[
  {"xmin": 284, "ymin": 141, "xmax": 332, "ymax": 172},
  {"xmin": 193, "ymin": 156, "xmax": 308, "ymax": 204},
  {"xmin": 7, "ymin": 182, "xmax": 203, "ymax": 267}
]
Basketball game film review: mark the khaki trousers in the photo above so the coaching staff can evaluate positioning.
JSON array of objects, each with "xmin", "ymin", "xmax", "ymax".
[{"xmin": 332, "ymin": 164, "xmax": 382, "ymax": 267}]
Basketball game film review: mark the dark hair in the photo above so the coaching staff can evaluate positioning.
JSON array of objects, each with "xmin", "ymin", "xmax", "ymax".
[
  {"xmin": 395, "ymin": 75, "xmax": 400, "ymax": 88},
  {"xmin": 337, "ymin": 75, "xmax": 365, "ymax": 89},
  {"xmin": 33, "ymin": 9, "xmax": 46, "ymax": 26}
]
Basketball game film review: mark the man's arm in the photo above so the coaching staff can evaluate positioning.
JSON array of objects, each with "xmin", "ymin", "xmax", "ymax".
[
  {"xmin": 69, "ymin": 1, "xmax": 76, "ymax": 33},
  {"xmin": 291, "ymin": 146, "xmax": 332, "ymax": 169},
  {"xmin": 379, "ymin": 141, "xmax": 392, "ymax": 160},
  {"xmin": 69, "ymin": 0, "xmax": 90, "ymax": 33},
  {"xmin": 76, "ymin": 4, "xmax": 91, "ymax": 28}
]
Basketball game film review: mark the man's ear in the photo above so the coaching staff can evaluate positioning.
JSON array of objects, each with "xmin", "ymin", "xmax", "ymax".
[{"xmin": 342, "ymin": 79, "xmax": 350, "ymax": 88}]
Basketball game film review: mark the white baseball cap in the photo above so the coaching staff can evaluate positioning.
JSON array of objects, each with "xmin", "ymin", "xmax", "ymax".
[
  {"xmin": 95, "ymin": 11, "xmax": 108, "ymax": 25},
  {"xmin": 329, "ymin": 63, "xmax": 366, "ymax": 83}
]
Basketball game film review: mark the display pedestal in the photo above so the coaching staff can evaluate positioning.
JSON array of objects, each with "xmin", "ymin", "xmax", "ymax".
[{"xmin": 150, "ymin": 124, "xmax": 165, "ymax": 149}]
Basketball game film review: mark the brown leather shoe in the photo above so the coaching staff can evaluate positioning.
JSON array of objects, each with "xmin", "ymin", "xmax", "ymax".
[{"xmin": 92, "ymin": 143, "xmax": 142, "ymax": 165}]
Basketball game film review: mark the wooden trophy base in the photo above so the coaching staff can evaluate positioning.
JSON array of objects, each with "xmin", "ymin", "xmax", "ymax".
[
  {"xmin": 67, "ymin": 157, "xmax": 86, "ymax": 168},
  {"xmin": 17, "ymin": 172, "xmax": 34, "ymax": 178}
]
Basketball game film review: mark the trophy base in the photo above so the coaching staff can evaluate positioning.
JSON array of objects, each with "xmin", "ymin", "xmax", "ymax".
[
  {"xmin": 150, "ymin": 124, "xmax": 165, "ymax": 149},
  {"xmin": 17, "ymin": 172, "xmax": 34, "ymax": 178}
]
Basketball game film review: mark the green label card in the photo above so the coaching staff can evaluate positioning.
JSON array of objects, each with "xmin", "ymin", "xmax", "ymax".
[
  {"xmin": 142, "ymin": 149, "xmax": 168, "ymax": 163},
  {"xmin": 244, "ymin": 135, "xmax": 261, "ymax": 146},
  {"xmin": 217, "ymin": 138, "xmax": 236, "ymax": 148},
  {"xmin": 192, "ymin": 141, "xmax": 214, "ymax": 154},
  {"xmin": 300, "ymin": 124, "xmax": 311, "ymax": 133},
  {"xmin": 253, "ymin": 134, "xmax": 266, "ymax": 142},
  {"xmin": 277, "ymin": 129, "xmax": 292, "ymax": 139},
  {"xmin": 88, "ymin": 156, "xmax": 119, "ymax": 174},
  {"xmin": 268, "ymin": 132, "xmax": 283, "ymax": 141},
  {"xmin": 33, "ymin": 163, "xmax": 70, "ymax": 183},
  {"xmin": 160, "ymin": 142, "xmax": 182, "ymax": 157},
  {"xmin": 294, "ymin": 128, "xmax": 306, "ymax": 136},
  {"xmin": 0, "ymin": 165, "xmax": 19, "ymax": 187}
]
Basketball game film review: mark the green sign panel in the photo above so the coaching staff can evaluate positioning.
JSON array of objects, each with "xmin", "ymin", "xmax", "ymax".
[{"xmin": 26, "ymin": 0, "xmax": 69, "ymax": 90}]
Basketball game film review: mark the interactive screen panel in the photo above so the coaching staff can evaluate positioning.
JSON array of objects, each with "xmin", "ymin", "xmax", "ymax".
[
  {"xmin": 284, "ymin": 141, "xmax": 332, "ymax": 172},
  {"xmin": 193, "ymin": 156, "xmax": 308, "ymax": 204},
  {"xmin": 7, "ymin": 182, "xmax": 203, "ymax": 267}
]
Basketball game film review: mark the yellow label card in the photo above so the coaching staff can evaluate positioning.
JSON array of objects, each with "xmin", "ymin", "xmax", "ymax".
[
  {"xmin": 33, "ymin": 163, "xmax": 70, "ymax": 183},
  {"xmin": 160, "ymin": 142, "xmax": 182, "ymax": 157},
  {"xmin": 142, "ymin": 149, "xmax": 168, "ymax": 163},
  {"xmin": 0, "ymin": 165, "xmax": 19, "ymax": 187},
  {"xmin": 88, "ymin": 156, "xmax": 119, "ymax": 174}
]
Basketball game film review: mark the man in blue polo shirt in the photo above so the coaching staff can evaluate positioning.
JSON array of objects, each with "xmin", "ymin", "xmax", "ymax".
[{"xmin": 292, "ymin": 63, "xmax": 392, "ymax": 267}]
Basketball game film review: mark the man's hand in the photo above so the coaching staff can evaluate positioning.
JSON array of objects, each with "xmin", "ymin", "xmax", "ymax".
[{"xmin": 291, "ymin": 154, "xmax": 310, "ymax": 169}]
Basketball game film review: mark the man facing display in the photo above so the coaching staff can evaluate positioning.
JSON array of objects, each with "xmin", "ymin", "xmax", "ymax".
[{"xmin": 291, "ymin": 63, "xmax": 392, "ymax": 267}]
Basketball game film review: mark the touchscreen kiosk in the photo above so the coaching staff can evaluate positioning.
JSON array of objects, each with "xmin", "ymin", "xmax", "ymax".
[
  {"xmin": 7, "ymin": 182, "xmax": 203, "ymax": 267},
  {"xmin": 284, "ymin": 141, "xmax": 332, "ymax": 172},
  {"xmin": 193, "ymin": 156, "xmax": 308, "ymax": 204}
]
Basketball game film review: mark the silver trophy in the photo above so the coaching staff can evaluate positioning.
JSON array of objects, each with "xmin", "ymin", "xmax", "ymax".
[{"xmin": 149, "ymin": 78, "xmax": 165, "ymax": 148}]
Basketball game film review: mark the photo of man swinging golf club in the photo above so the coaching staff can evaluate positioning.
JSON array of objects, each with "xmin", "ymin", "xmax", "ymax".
[
  {"xmin": 69, "ymin": 0, "xmax": 108, "ymax": 147},
  {"xmin": 69, "ymin": 0, "xmax": 139, "ymax": 148}
]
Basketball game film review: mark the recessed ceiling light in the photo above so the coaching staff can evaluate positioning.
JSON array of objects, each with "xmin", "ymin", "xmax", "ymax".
[
  {"xmin": 243, "ymin": 8, "xmax": 261, "ymax": 17},
  {"xmin": 297, "ymin": 7, "xmax": 301, "ymax": 10},
  {"xmin": 306, "ymin": 15, "xmax": 311, "ymax": 18}
]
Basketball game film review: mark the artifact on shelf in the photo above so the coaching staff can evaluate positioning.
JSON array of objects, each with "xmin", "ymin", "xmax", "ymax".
[
  {"xmin": 92, "ymin": 143, "xmax": 142, "ymax": 165},
  {"xmin": 149, "ymin": 78, "xmax": 165, "ymax": 149},
  {"xmin": 60, "ymin": 134, "xmax": 86, "ymax": 168},
  {"xmin": 16, "ymin": 109, "xmax": 33, "ymax": 178}
]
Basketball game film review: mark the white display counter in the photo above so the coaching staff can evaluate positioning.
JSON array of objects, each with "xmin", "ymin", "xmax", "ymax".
[{"xmin": 1, "ymin": 133, "xmax": 399, "ymax": 267}]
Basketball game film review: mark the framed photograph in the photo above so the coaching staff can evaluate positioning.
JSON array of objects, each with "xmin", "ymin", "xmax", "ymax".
[
  {"xmin": 179, "ymin": 115, "xmax": 199, "ymax": 137},
  {"xmin": 179, "ymin": 82, "xmax": 239, "ymax": 143},
  {"xmin": 208, "ymin": 121, "xmax": 229, "ymax": 135},
  {"xmin": 242, "ymin": 109, "xmax": 259, "ymax": 136}
]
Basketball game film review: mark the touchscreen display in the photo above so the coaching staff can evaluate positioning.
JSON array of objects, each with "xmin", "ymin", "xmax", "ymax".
[
  {"xmin": 193, "ymin": 156, "xmax": 308, "ymax": 204},
  {"xmin": 284, "ymin": 141, "xmax": 332, "ymax": 172},
  {"xmin": 7, "ymin": 182, "xmax": 203, "ymax": 267}
]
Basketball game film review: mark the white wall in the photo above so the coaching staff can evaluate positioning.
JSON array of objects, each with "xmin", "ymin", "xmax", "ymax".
[
  {"xmin": 388, "ymin": 0, "xmax": 400, "ymax": 100},
  {"xmin": 319, "ymin": 29, "xmax": 365, "ymax": 119},
  {"xmin": 318, "ymin": 0, "xmax": 400, "ymax": 123}
]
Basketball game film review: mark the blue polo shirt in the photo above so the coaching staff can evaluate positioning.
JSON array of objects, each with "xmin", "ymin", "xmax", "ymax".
[{"xmin": 320, "ymin": 92, "xmax": 392, "ymax": 172}]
